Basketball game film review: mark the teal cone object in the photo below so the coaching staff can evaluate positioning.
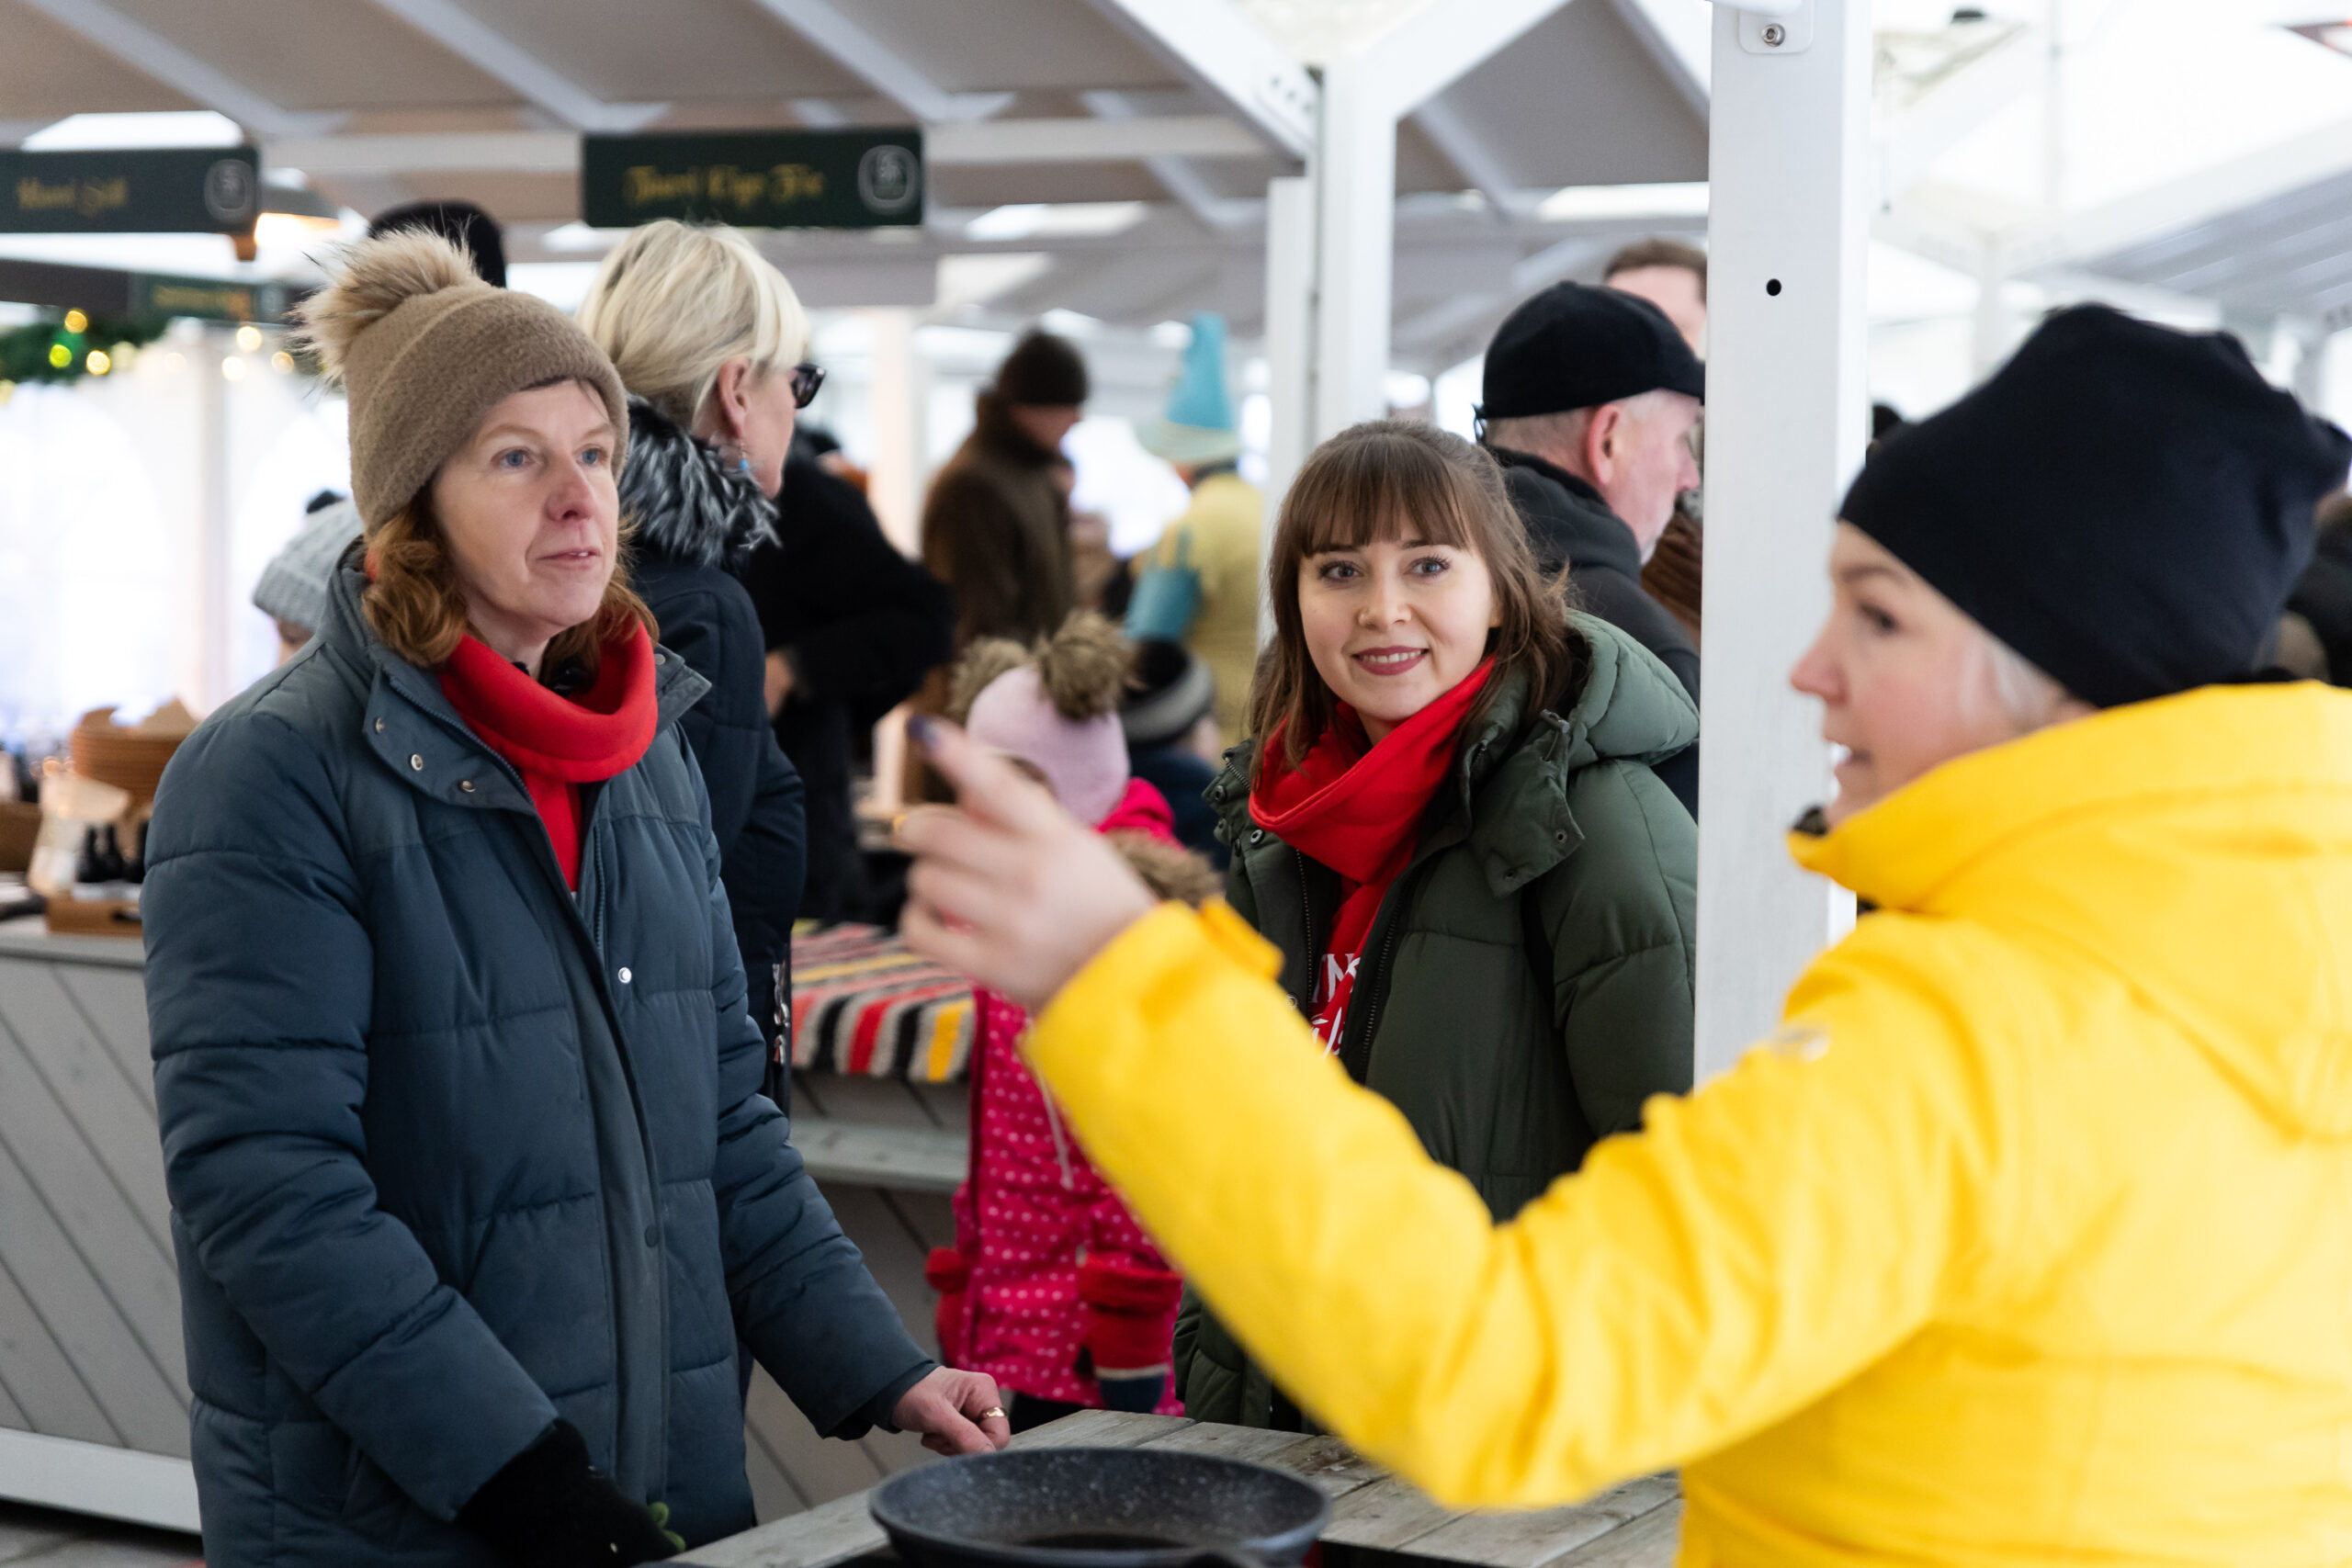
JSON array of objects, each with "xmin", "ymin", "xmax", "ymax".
[{"xmin": 1140, "ymin": 312, "xmax": 1243, "ymax": 465}]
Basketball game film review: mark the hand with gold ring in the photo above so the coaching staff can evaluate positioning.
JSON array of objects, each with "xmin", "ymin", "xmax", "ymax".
[{"xmin": 892, "ymin": 1366, "xmax": 1013, "ymax": 1455}]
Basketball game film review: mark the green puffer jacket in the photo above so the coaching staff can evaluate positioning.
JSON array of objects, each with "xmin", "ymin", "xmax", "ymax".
[{"xmin": 1172, "ymin": 615, "xmax": 1699, "ymax": 1428}]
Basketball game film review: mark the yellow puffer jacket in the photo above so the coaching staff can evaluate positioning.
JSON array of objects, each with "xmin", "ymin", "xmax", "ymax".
[{"xmin": 1025, "ymin": 682, "xmax": 2352, "ymax": 1566}]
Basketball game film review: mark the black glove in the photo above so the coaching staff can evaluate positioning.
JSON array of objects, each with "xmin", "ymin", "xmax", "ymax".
[{"xmin": 458, "ymin": 1419, "xmax": 681, "ymax": 1567}]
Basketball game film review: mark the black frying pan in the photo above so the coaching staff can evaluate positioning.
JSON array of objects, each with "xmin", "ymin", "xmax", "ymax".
[{"xmin": 870, "ymin": 1447, "xmax": 1330, "ymax": 1568}]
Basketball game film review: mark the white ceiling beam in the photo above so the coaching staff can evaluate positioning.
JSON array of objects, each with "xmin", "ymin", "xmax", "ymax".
[
  {"xmin": 743, "ymin": 0, "xmax": 1012, "ymax": 124},
  {"xmin": 1411, "ymin": 98, "xmax": 1524, "ymax": 223},
  {"xmin": 932, "ymin": 116, "xmax": 1263, "ymax": 164},
  {"xmin": 15, "ymin": 0, "xmax": 343, "ymax": 137},
  {"xmin": 1080, "ymin": 91, "xmax": 1260, "ymax": 232},
  {"xmin": 1345, "ymin": 0, "xmax": 1577, "ymax": 123},
  {"xmin": 2007, "ymin": 113, "xmax": 2352, "ymax": 273},
  {"xmin": 361, "ymin": 0, "xmax": 664, "ymax": 132},
  {"xmin": 1873, "ymin": 22, "xmax": 2040, "ymax": 203},
  {"xmin": 268, "ymin": 119, "xmax": 1269, "ymax": 178},
  {"xmin": 1607, "ymin": 0, "xmax": 1710, "ymax": 120},
  {"xmin": 1078, "ymin": 0, "xmax": 1316, "ymax": 161},
  {"xmin": 1394, "ymin": 233, "xmax": 1611, "ymax": 350},
  {"xmin": 271, "ymin": 130, "xmax": 579, "ymax": 175}
]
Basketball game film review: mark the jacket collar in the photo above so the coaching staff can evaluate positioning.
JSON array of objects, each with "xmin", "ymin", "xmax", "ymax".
[
  {"xmin": 1488, "ymin": 446, "xmax": 1642, "ymax": 580},
  {"xmin": 615, "ymin": 396, "xmax": 778, "ymax": 573},
  {"xmin": 319, "ymin": 550, "xmax": 707, "ymax": 815},
  {"xmin": 1790, "ymin": 681, "xmax": 2352, "ymax": 912},
  {"xmin": 1790, "ymin": 681, "xmax": 2352, "ymax": 1139},
  {"xmin": 1212, "ymin": 615, "xmax": 1697, "ymax": 897}
]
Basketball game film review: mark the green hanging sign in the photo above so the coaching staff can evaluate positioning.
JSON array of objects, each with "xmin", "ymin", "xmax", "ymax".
[
  {"xmin": 0, "ymin": 146, "xmax": 261, "ymax": 234},
  {"xmin": 581, "ymin": 129, "xmax": 923, "ymax": 230}
]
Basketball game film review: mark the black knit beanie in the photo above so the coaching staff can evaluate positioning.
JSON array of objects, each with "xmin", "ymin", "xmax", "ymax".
[
  {"xmin": 1841, "ymin": 305, "xmax": 2350, "ymax": 708},
  {"xmin": 996, "ymin": 330, "xmax": 1090, "ymax": 407},
  {"xmin": 367, "ymin": 199, "xmax": 506, "ymax": 289}
]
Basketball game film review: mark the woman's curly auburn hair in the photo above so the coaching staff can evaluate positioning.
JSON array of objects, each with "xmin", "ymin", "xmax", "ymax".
[{"xmin": 364, "ymin": 490, "xmax": 656, "ymax": 678}]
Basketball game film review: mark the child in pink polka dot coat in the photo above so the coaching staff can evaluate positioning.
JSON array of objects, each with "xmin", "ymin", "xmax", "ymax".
[{"xmin": 922, "ymin": 616, "xmax": 1221, "ymax": 1427}]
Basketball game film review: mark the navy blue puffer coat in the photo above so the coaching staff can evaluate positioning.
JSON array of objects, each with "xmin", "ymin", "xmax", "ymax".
[{"xmin": 142, "ymin": 559, "xmax": 931, "ymax": 1565}]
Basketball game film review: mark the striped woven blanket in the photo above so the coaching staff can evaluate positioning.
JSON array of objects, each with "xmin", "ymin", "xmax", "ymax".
[{"xmin": 790, "ymin": 923, "xmax": 975, "ymax": 1082}]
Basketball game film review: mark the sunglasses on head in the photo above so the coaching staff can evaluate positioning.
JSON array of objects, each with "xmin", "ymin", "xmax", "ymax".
[{"xmin": 790, "ymin": 362, "xmax": 826, "ymax": 409}]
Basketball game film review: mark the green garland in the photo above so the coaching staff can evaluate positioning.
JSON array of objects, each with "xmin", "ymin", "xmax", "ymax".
[{"xmin": 0, "ymin": 311, "xmax": 169, "ymax": 388}]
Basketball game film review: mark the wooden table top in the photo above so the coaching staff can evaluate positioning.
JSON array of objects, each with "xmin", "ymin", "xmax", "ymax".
[{"xmin": 679, "ymin": 1411, "xmax": 1679, "ymax": 1568}]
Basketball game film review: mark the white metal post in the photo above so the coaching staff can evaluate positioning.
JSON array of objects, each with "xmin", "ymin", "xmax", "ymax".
[
  {"xmin": 1261, "ymin": 171, "xmax": 1319, "ymax": 641},
  {"xmin": 1694, "ymin": 0, "xmax": 1871, "ymax": 1077},
  {"xmin": 863, "ymin": 307, "xmax": 926, "ymax": 556},
  {"xmin": 1312, "ymin": 57, "xmax": 1396, "ymax": 441}
]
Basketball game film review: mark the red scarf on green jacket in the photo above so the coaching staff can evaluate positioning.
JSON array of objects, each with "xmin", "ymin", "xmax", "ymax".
[
  {"xmin": 1248, "ymin": 660, "xmax": 1493, "ymax": 1053},
  {"xmin": 439, "ymin": 625, "xmax": 659, "ymax": 889}
]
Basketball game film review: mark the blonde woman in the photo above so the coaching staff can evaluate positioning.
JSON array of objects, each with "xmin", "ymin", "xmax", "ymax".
[
  {"xmin": 578, "ymin": 221, "xmax": 822, "ymax": 1100},
  {"xmin": 898, "ymin": 308, "xmax": 2352, "ymax": 1563},
  {"xmin": 143, "ymin": 230, "xmax": 1006, "ymax": 1568}
]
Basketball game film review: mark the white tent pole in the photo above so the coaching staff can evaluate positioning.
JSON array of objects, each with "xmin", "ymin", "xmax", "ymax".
[
  {"xmin": 1693, "ymin": 0, "xmax": 1870, "ymax": 1077},
  {"xmin": 1261, "ymin": 171, "xmax": 1319, "ymax": 641},
  {"xmin": 1311, "ymin": 56, "xmax": 1396, "ymax": 441},
  {"xmin": 863, "ymin": 307, "xmax": 926, "ymax": 556}
]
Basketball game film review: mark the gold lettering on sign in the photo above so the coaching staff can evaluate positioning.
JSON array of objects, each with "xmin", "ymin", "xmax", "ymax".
[
  {"xmin": 17, "ymin": 176, "xmax": 75, "ymax": 212},
  {"xmin": 78, "ymin": 176, "xmax": 128, "ymax": 220},
  {"xmin": 770, "ymin": 164, "xmax": 823, "ymax": 203},
  {"xmin": 150, "ymin": 284, "xmax": 253, "ymax": 317},
  {"xmin": 625, "ymin": 165, "xmax": 704, "ymax": 207},
  {"xmin": 695, "ymin": 164, "xmax": 753, "ymax": 210}
]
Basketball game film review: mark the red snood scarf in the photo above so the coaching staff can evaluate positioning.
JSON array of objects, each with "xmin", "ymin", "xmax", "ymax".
[
  {"xmin": 1248, "ymin": 660, "xmax": 1493, "ymax": 1053},
  {"xmin": 439, "ymin": 625, "xmax": 659, "ymax": 889}
]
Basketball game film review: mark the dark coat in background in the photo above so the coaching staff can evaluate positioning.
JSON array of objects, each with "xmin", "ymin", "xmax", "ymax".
[
  {"xmin": 2287, "ymin": 511, "xmax": 2352, "ymax": 685},
  {"xmin": 741, "ymin": 454, "xmax": 954, "ymax": 923},
  {"xmin": 1174, "ymin": 621, "xmax": 1699, "ymax": 1427},
  {"xmin": 921, "ymin": 391, "xmax": 1076, "ymax": 649},
  {"xmin": 1490, "ymin": 446, "xmax": 1700, "ymax": 818},
  {"xmin": 621, "ymin": 399, "xmax": 807, "ymax": 1076},
  {"xmin": 142, "ymin": 564, "xmax": 931, "ymax": 1566}
]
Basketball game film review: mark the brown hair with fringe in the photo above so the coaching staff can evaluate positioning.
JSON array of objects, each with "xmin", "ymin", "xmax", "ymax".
[
  {"xmin": 1247, "ymin": 419, "xmax": 1588, "ymax": 781},
  {"xmin": 364, "ymin": 487, "xmax": 656, "ymax": 678}
]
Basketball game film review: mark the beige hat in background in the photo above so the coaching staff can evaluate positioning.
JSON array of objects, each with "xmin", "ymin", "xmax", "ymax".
[{"xmin": 297, "ymin": 230, "xmax": 628, "ymax": 533}]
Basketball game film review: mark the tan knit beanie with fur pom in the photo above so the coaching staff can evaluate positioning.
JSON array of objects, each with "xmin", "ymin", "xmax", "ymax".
[{"xmin": 298, "ymin": 230, "xmax": 628, "ymax": 532}]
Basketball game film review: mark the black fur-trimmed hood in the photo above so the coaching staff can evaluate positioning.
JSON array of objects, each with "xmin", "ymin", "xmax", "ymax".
[{"xmin": 617, "ymin": 395, "xmax": 778, "ymax": 572}]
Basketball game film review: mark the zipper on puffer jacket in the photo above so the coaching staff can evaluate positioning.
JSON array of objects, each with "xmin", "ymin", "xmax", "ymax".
[
  {"xmin": 1294, "ymin": 849, "xmax": 1318, "ymax": 1020},
  {"xmin": 393, "ymin": 680, "xmax": 674, "ymax": 1486}
]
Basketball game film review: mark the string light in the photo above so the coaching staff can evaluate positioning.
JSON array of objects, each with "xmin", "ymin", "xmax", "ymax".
[
  {"xmin": 234, "ymin": 324, "xmax": 263, "ymax": 353},
  {"xmin": 220, "ymin": 355, "xmax": 247, "ymax": 382},
  {"xmin": 62, "ymin": 310, "xmax": 87, "ymax": 334},
  {"xmin": 85, "ymin": 349, "xmax": 110, "ymax": 376},
  {"xmin": 270, "ymin": 350, "xmax": 295, "ymax": 373},
  {"xmin": 46, "ymin": 343, "xmax": 70, "ymax": 368},
  {"xmin": 164, "ymin": 352, "xmax": 186, "ymax": 373}
]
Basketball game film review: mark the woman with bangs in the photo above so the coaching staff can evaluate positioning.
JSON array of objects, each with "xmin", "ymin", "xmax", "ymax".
[{"xmin": 1173, "ymin": 420, "xmax": 1698, "ymax": 1428}]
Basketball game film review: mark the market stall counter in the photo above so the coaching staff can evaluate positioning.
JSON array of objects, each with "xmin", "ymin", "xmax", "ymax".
[{"xmin": 682, "ymin": 1411, "xmax": 1680, "ymax": 1568}]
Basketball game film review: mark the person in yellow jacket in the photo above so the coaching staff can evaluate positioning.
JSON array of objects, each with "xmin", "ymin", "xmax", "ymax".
[
  {"xmin": 1130, "ymin": 312, "xmax": 1263, "ymax": 745},
  {"xmin": 895, "ymin": 305, "xmax": 2352, "ymax": 1567}
]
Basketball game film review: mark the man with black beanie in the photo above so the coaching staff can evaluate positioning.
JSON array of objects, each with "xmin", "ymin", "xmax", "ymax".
[
  {"xmin": 1479, "ymin": 281, "xmax": 1705, "ymax": 814},
  {"xmin": 922, "ymin": 329, "xmax": 1091, "ymax": 650}
]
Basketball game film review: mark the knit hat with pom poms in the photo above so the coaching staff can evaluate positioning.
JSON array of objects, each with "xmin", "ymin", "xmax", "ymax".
[
  {"xmin": 949, "ymin": 612, "xmax": 1135, "ymax": 828},
  {"xmin": 297, "ymin": 229, "xmax": 628, "ymax": 533}
]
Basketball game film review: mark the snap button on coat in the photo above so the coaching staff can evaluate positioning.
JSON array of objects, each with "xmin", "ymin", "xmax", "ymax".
[
  {"xmin": 408, "ymin": 753, "xmax": 424, "ymax": 771},
  {"xmin": 618, "ymin": 966, "xmax": 633, "ymax": 984}
]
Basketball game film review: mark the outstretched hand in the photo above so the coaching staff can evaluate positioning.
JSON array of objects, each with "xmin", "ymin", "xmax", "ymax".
[{"xmin": 897, "ymin": 719, "xmax": 1159, "ymax": 1013}]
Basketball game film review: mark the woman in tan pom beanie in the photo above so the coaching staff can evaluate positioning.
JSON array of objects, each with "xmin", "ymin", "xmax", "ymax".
[{"xmin": 138, "ymin": 230, "xmax": 1004, "ymax": 1568}]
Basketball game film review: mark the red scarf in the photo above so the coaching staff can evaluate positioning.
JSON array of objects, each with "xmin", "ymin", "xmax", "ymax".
[
  {"xmin": 1249, "ymin": 660, "xmax": 1493, "ymax": 1054},
  {"xmin": 439, "ymin": 625, "xmax": 660, "ymax": 889}
]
